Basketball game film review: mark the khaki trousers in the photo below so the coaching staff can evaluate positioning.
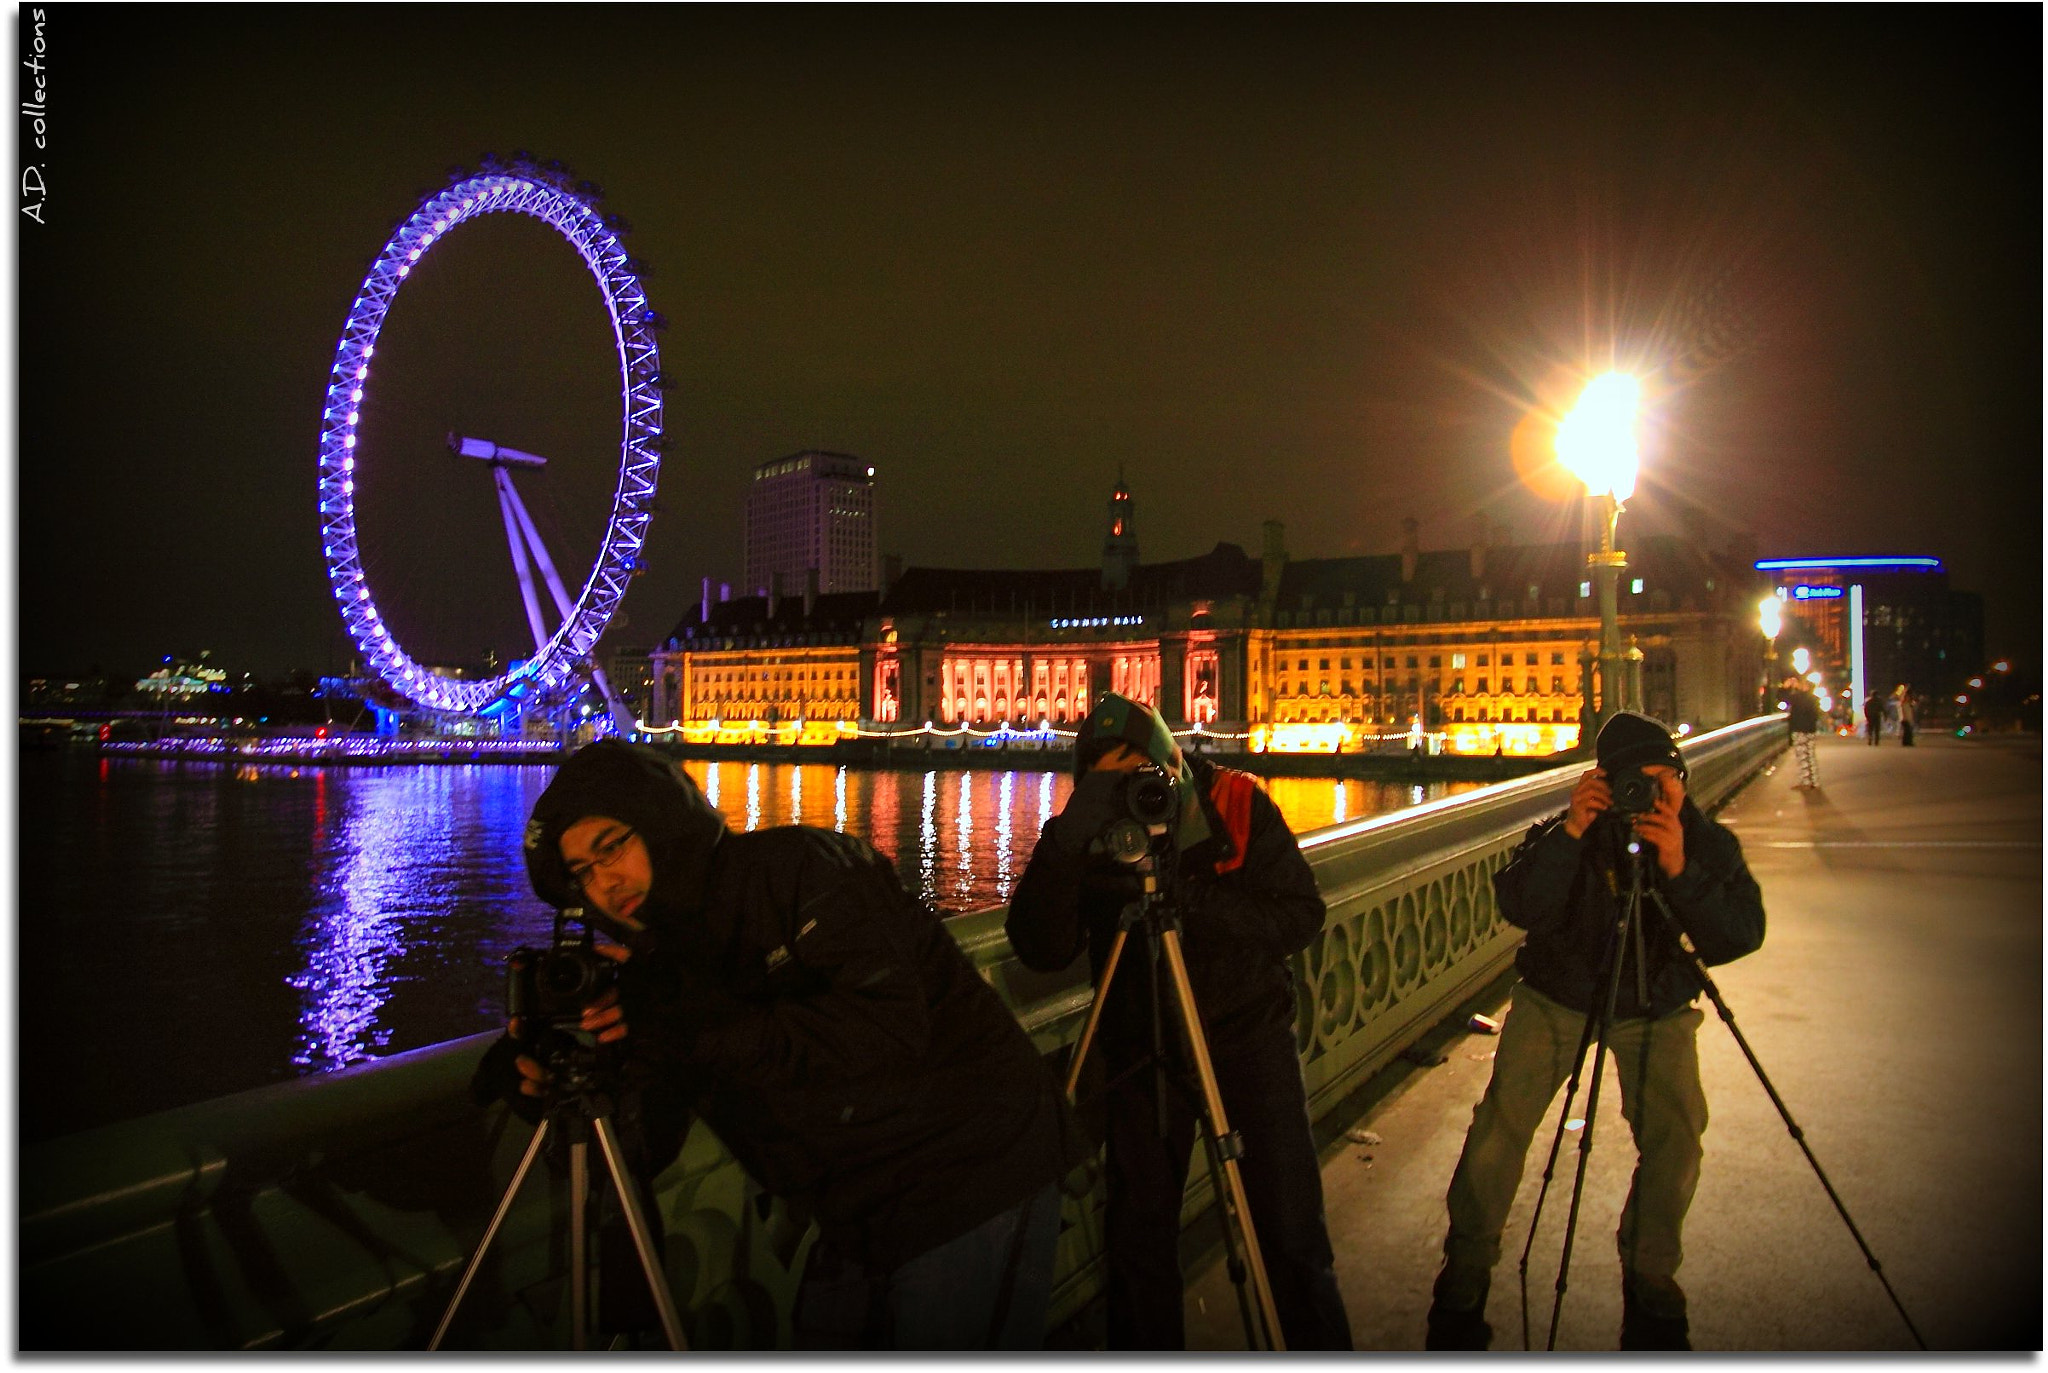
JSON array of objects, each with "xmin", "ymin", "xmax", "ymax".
[{"xmin": 1443, "ymin": 982, "xmax": 1708, "ymax": 1282}]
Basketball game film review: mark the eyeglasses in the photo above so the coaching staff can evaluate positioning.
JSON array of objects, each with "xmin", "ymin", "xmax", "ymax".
[{"xmin": 566, "ymin": 826, "xmax": 637, "ymax": 891}]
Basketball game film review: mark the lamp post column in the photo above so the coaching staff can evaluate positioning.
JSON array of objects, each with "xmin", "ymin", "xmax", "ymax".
[{"xmin": 1589, "ymin": 491, "xmax": 1629, "ymax": 730}]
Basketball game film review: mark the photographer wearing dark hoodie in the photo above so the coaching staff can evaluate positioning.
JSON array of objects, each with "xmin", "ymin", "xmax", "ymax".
[
  {"xmin": 1006, "ymin": 693, "xmax": 1352, "ymax": 1350},
  {"xmin": 1426, "ymin": 711, "xmax": 1765, "ymax": 1352},
  {"xmin": 473, "ymin": 740, "xmax": 1080, "ymax": 1350}
]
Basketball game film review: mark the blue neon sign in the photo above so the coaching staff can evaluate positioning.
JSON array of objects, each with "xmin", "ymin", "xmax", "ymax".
[
  {"xmin": 1754, "ymin": 557, "xmax": 1943, "ymax": 572},
  {"xmin": 1792, "ymin": 585, "xmax": 1844, "ymax": 600}
]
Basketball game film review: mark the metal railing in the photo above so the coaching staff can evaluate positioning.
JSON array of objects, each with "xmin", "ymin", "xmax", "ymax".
[{"xmin": 19, "ymin": 717, "xmax": 1787, "ymax": 1350}]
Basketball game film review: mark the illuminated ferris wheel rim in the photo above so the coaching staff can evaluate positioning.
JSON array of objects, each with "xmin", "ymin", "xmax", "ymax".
[{"xmin": 316, "ymin": 166, "xmax": 665, "ymax": 716}]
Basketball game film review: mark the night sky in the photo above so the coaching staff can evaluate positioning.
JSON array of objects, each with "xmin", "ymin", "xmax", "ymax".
[{"xmin": 17, "ymin": 6, "xmax": 2042, "ymax": 681}]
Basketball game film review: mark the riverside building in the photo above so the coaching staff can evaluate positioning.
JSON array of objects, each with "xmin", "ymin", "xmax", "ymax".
[{"xmin": 647, "ymin": 481, "xmax": 1767, "ymax": 756}]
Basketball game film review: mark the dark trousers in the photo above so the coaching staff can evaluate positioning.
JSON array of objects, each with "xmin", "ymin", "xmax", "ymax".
[
  {"xmin": 1102, "ymin": 1015, "xmax": 1352, "ymax": 1350},
  {"xmin": 791, "ymin": 1183, "xmax": 1062, "ymax": 1350}
]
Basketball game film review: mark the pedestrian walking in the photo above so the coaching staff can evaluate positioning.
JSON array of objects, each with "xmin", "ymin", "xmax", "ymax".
[
  {"xmin": 1895, "ymin": 686, "xmax": 1916, "ymax": 747},
  {"xmin": 1863, "ymin": 690, "xmax": 1885, "ymax": 746},
  {"xmin": 1786, "ymin": 679, "xmax": 1822, "ymax": 788}
]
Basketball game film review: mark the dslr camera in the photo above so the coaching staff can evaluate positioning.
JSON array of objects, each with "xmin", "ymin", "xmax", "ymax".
[
  {"xmin": 507, "ymin": 908, "xmax": 616, "ymax": 1029},
  {"xmin": 1604, "ymin": 766, "xmax": 1661, "ymax": 818},
  {"xmin": 1095, "ymin": 762, "xmax": 1182, "ymax": 865}
]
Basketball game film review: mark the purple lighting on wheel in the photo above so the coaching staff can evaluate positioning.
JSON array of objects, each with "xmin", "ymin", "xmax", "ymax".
[{"xmin": 315, "ymin": 165, "xmax": 666, "ymax": 717}]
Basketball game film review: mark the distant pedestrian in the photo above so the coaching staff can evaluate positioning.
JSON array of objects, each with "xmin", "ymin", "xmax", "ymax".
[
  {"xmin": 1895, "ymin": 686, "xmax": 1917, "ymax": 747},
  {"xmin": 1863, "ymin": 691, "xmax": 1885, "ymax": 746},
  {"xmin": 1786, "ymin": 679, "xmax": 1822, "ymax": 788}
]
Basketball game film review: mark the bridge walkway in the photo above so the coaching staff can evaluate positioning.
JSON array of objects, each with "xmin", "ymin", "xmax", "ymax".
[{"xmin": 1182, "ymin": 729, "xmax": 2042, "ymax": 1352}]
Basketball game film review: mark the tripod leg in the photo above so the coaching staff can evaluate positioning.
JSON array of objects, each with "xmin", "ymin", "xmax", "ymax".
[
  {"xmin": 1065, "ymin": 927, "xmax": 1131, "ymax": 1098},
  {"xmin": 569, "ymin": 1141, "xmax": 590, "ymax": 1351},
  {"xmin": 429, "ymin": 1115, "xmax": 552, "ymax": 1350},
  {"xmin": 1157, "ymin": 928, "xmax": 1287, "ymax": 1351},
  {"xmin": 1545, "ymin": 853, "xmax": 1642, "ymax": 1350},
  {"xmin": 1193, "ymin": 1125, "xmax": 1261, "ymax": 1341},
  {"xmin": 592, "ymin": 1116, "xmax": 691, "ymax": 1351},
  {"xmin": 1643, "ymin": 892, "xmax": 1929, "ymax": 1351},
  {"xmin": 1514, "ymin": 1001, "xmax": 1602, "ymax": 1349},
  {"xmin": 1545, "ymin": 1008, "xmax": 1615, "ymax": 1350}
]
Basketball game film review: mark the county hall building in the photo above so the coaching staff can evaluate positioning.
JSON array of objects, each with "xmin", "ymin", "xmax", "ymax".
[{"xmin": 645, "ymin": 478, "xmax": 1766, "ymax": 756}]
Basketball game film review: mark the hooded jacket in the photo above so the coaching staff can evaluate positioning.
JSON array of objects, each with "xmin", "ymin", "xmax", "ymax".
[
  {"xmin": 1006, "ymin": 742, "xmax": 1326, "ymax": 1044},
  {"xmin": 512, "ymin": 741, "xmax": 1079, "ymax": 1270},
  {"xmin": 1494, "ymin": 799, "xmax": 1765, "ymax": 1021}
]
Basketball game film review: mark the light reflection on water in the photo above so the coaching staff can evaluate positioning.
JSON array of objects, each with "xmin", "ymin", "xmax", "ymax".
[{"xmin": 19, "ymin": 751, "xmax": 1472, "ymax": 1141}]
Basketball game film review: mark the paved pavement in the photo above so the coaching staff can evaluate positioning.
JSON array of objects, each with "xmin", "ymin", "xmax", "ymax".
[{"xmin": 1184, "ymin": 728, "xmax": 2042, "ymax": 1353}]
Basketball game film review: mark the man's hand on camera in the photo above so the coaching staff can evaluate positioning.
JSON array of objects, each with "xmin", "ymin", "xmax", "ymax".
[
  {"xmin": 1563, "ymin": 768, "xmax": 1611, "ymax": 839},
  {"xmin": 508, "ymin": 941, "xmax": 636, "ymax": 1095},
  {"xmin": 1629, "ymin": 770, "xmax": 1687, "ymax": 879}
]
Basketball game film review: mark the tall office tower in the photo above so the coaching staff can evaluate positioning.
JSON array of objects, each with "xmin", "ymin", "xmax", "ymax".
[{"xmin": 743, "ymin": 451, "xmax": 878, "ymax": 598}]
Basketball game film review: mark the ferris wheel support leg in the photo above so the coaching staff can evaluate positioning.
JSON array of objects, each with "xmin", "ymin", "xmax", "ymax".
[
  {"xmin": 501, "ymin": 473, "xmax": 637, "ymax": 736},
  {"xmin": 501, "ymin": 478, "xmax": 580, "ymax": 625},
  {"xmin": 495, "ymin": 468, "xmax": 554, "ymax": 654}
]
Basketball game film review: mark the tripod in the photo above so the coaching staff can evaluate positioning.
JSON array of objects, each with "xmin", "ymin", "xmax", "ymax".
[
  {"xmin": 430, "ymin": 1056, "xmax": 689, "ymax": 1351},
  {"xmin": 1063, "ymin": 857, "xmax": 1287, "ymax": 1351},
  {"xmin": 1515, "ymin": 820, "xmax": 1927, "ymax": 1351}
]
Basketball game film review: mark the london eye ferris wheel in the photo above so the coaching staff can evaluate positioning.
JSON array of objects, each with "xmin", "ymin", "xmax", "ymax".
[{"xmin": 315, "ymin": 155, "xmax": 667, "ymax": 730}]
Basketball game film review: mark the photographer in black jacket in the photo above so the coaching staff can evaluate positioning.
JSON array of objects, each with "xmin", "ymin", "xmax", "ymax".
[
  {"xmin": 474, "ymin": 740, "xmax": 1080, "ymax": 1350},
  {"xmin": 1006, "ymin": 694, "xmax": 1352, "ymax": 1350},
  {"xmin": 1426, "ymin": 711, "xmax": 1766, "ymax": 1351}
]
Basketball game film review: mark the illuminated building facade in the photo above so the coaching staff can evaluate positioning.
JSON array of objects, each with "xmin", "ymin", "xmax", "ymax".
[
  {"xmin": 1252, "ymin": 521, "xmax": 1761, "ymax": 754},
  {"xmin": 647, "ymin": 588, "xmax": 877, "ymax": 743},
  {"xmin": 862, "ymin": 539, "xmax": 1261, "ymax": 730},
  {"xmin": 743, "ymin": 450, "xmax": 878, "ymax": 598},
  {"xmin": 1757, "ymin": 556, "xmax": 1983, "ymax": 701},
  {"xmin": 647, "ymin": 483, "xmax": 1767, "ymax": 755}
]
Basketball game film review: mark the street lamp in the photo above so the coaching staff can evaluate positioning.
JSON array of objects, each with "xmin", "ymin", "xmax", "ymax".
[
  {"xmin": 1557, "ymin": 371, "xmax": 1642, "ymax": 732},
  {"xmin": 1757, "ymin": 591, "xmax": 1784, "ymax": 715}
]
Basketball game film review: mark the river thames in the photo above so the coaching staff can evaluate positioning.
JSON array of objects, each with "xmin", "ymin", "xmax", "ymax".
[{"xmin": 21, "ymin": 749, "xmax": 1476, "ymax": 1141}]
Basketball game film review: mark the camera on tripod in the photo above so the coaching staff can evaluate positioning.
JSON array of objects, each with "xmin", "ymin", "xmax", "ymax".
[
  {"xmin": 1095, "ymin": 762, "xmax": 1182, "ymax": 865},
  {"xmin": 508, "ymin": 907, "xmax": 616, "ymax": 1028},
  {"xmin": 1604, "ymin": 766, "xmax": 1661, "ymax": 817}
]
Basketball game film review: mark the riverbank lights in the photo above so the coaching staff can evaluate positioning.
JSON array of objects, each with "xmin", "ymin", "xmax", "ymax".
[{"xmin": 1556, "ymin": 371, "xmax": 1640, "ymax": 504}]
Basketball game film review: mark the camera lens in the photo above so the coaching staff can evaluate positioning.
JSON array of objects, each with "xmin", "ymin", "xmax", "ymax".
[
  {"xmin": 1609, "ymin": 768, "xmax": 1659, "ymax": 815},
  {"xmin": 541, "ymin": 950, "xmax": 600, "ymax": 1002},
  {"xmin": 1123, "ymin": 769, "xmax": 1178, "ymax": 827}
]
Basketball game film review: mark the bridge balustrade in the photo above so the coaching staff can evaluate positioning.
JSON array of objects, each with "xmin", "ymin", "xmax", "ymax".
[{"xmin": 19, "ymin": 717, "xmax": 1786, "ymax": 1350}]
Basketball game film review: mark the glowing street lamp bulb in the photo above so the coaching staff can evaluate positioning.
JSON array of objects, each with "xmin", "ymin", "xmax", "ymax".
[
  {"xmin": 1556, "ymin": 371, "xmax": 1640, "ymax": 502},
  {"xmin": 1757, "ymin": 593, "xmax": 1783, "ymax": 640},
  {"xmin": 1792, "ymin": 648, "xmax": 1812, "ymax": 675}
]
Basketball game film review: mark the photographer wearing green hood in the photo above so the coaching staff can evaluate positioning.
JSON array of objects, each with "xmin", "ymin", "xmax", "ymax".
[
  {"xmin": 473, "ymin": 740, "xmax": 1081, "ymax": 1350},
  {"xmin": 1006, "ymin": 694, "xmax": 1353, "ymax": 1350}
]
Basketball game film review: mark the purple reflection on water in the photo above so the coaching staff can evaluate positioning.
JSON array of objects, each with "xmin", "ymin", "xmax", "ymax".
[{"xmin": 288, "ymin": 764, "xmax": 554, "ymax": 1071}]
